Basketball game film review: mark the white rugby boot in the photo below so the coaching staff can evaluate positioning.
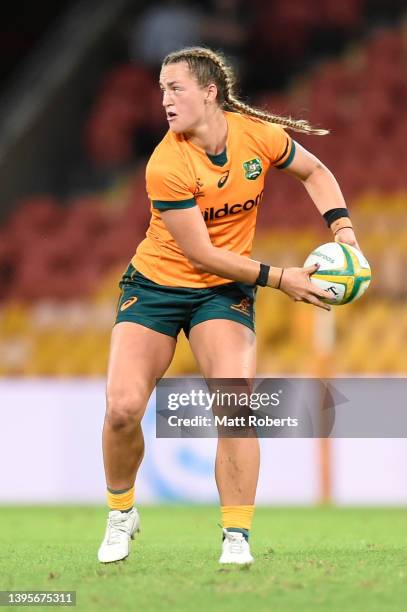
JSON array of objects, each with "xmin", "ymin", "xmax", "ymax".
[
  {"xmin": 219, "ymin": 529, "xmax": 254, "ymax": 565},
  {"xmin": 97, "ymin": 508, "xmax": 140, "ymax": 563}
]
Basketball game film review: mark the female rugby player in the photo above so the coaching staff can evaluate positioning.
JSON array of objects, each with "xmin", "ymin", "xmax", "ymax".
[{"xmin": 98, "ymin": 47, "xmax": 359, "ymax": 564}]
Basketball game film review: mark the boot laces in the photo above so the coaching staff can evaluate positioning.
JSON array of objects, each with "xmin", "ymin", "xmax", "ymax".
[
  {"xmin": 107, "ymin": 513, "xmax": 132, "ymax": 545},
  {"xmin": 223, "ymin": 529, "xmax": 246, "ymax": 554}
]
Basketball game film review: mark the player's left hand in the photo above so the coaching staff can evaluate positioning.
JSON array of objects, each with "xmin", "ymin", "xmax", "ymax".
[{"xmin": 334, "ymin": 227, "xmax": 361, "ymax": 251}]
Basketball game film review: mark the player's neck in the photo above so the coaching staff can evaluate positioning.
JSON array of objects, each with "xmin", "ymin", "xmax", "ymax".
[{"xmin": 187, "ymin": 110, "xmax": 228, "ymax": 155}]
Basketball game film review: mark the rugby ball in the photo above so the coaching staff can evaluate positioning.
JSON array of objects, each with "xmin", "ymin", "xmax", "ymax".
[{"xmin": 304, "ymin": 242, "xmax": 371, "ymax": 305}]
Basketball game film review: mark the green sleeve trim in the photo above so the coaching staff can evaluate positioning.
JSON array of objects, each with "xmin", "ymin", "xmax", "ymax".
[
  {"xmin": 275, "ymin": 140, "xmax": 296, "ymax": 169},
  {"xmin": 153, "ymin": 198, "xmax": 196, "ymax": 211}
]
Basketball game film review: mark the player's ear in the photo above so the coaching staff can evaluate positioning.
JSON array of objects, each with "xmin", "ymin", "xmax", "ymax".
[{"xmin": 205, "ymin": 83, "xmax": 218, "ymax": 104}]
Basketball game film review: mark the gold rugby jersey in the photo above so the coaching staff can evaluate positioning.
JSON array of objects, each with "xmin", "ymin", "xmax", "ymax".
[{"xmin": 132, "ymin": 111, "xmax": 295, "ymax": 287}]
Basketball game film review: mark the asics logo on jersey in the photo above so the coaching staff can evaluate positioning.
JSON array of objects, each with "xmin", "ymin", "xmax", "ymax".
[
  {"xmin": 217, "ymin": 171, "xmax": 230, "ymax": 188},
  {"xmin": 203, "ymin": 190, "xmax": 263, "ymax": 222},
  {"xmin": 230, "ymin": 297, "xmax": 251, "ymax": 316}
]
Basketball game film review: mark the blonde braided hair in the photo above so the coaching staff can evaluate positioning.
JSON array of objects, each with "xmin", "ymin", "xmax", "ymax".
[{"xmin": 162, "ymin": 47, "xmax": 328, "ymax": 136}]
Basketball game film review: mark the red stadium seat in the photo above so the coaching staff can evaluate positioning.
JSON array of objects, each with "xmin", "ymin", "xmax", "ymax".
[
  {"xmin": 99, "ymin": 64, "xmax": 156, "ymax": 99},
  {"xmin": 84, "ymin": 64, "xmax": 157, "ymax": 167},
  {"xmin": 7, "ymin": 196, "xmax": 64, "ymax": 240},
  {"xmin": 365, "ymin": 30, "xmax": 404, "ymax": 67},
  {"xmin": 65, "ymin": 196, "xmax": 109, "ymax": 237},
  {"xmin": 320, "ymin": 0, "xmax": 363, "ymax": 28}
]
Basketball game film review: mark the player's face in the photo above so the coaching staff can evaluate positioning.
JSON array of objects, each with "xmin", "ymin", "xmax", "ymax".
[{"xmin": 160, "ymin": 62, "xmax": 210, "ymax": 134}]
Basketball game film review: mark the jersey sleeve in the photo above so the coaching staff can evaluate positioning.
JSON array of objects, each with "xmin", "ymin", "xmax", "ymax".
[
  {"xmin": 146, "ymin": 152, "xmax": 196, "ymax": 212},
  {"xmin": 262, "ymin": 123, "xmax": 296, "ymax": 169}
]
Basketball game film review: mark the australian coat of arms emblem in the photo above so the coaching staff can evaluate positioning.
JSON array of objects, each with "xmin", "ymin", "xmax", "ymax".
[{"xmin": 243, "ymin": 158, "xmax": 262, "ymax": 180}]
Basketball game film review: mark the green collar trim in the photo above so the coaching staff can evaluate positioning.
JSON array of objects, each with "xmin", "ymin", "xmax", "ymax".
[{"xmin": 206, "ymin": 148, "xmax": 228, "ymax": 167}]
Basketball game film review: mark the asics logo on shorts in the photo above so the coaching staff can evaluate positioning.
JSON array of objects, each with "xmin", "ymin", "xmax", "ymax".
[
  {"xmin": 230, "ymin": 298, "xmax": 251, "ymax": 316},
  {"xmin": 120, "ymin": 297, "xmax": 138, "ymax": 311}
]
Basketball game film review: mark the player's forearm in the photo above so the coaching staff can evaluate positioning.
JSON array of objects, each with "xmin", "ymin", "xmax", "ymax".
[
  {"xmin": 302, "ymin": 164, "xmax": 348, "ymax": 216},
  {"xmin": 303, "ymin": 165, "xmax": 360, "ymax": 248},
  {"xmin": 191, "ymin": 245, "xmax": 259, "ymax": 282},
  {"xmin": 190, "ymin": 245, "xmax": 281, "ymax": 287}
]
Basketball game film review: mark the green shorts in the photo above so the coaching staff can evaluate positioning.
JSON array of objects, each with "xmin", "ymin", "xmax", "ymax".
[{"xmin": 115, "ymin": 263, "xmax": 256, "ymax": 338}]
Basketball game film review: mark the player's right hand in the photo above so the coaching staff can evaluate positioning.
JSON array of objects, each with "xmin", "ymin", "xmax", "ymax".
[{"xmin": 279, "ymin": 263, "xmax": 332, "ymax": 311}]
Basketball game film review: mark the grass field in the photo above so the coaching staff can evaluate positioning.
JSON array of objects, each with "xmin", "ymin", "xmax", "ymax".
[{"xmin": 0, "ymin": 506, "xmax": 406, "ymax": 611}]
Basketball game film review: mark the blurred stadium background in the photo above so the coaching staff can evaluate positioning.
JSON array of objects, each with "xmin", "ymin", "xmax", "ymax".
[{"xmin": 0, "ymin": 0, "xmax": 406, "ymax": 506}]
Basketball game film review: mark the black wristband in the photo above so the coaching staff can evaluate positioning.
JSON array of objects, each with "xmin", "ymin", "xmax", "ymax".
[
  {"xmin": 323, "ymin": 208, "xmax": 350, "ymax": 228},
  {"xmin": 256, "ymin": 263, "xmax": 270, "ymax": 286},
  {"xmin": 277, "ymin": 268, "xmax": 284, "ymax": 290}
]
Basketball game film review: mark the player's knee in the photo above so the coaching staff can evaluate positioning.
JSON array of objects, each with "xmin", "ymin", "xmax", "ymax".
[{"xmin": 105, "ymin": 390, "xmax": 146, "ymax": 431}]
